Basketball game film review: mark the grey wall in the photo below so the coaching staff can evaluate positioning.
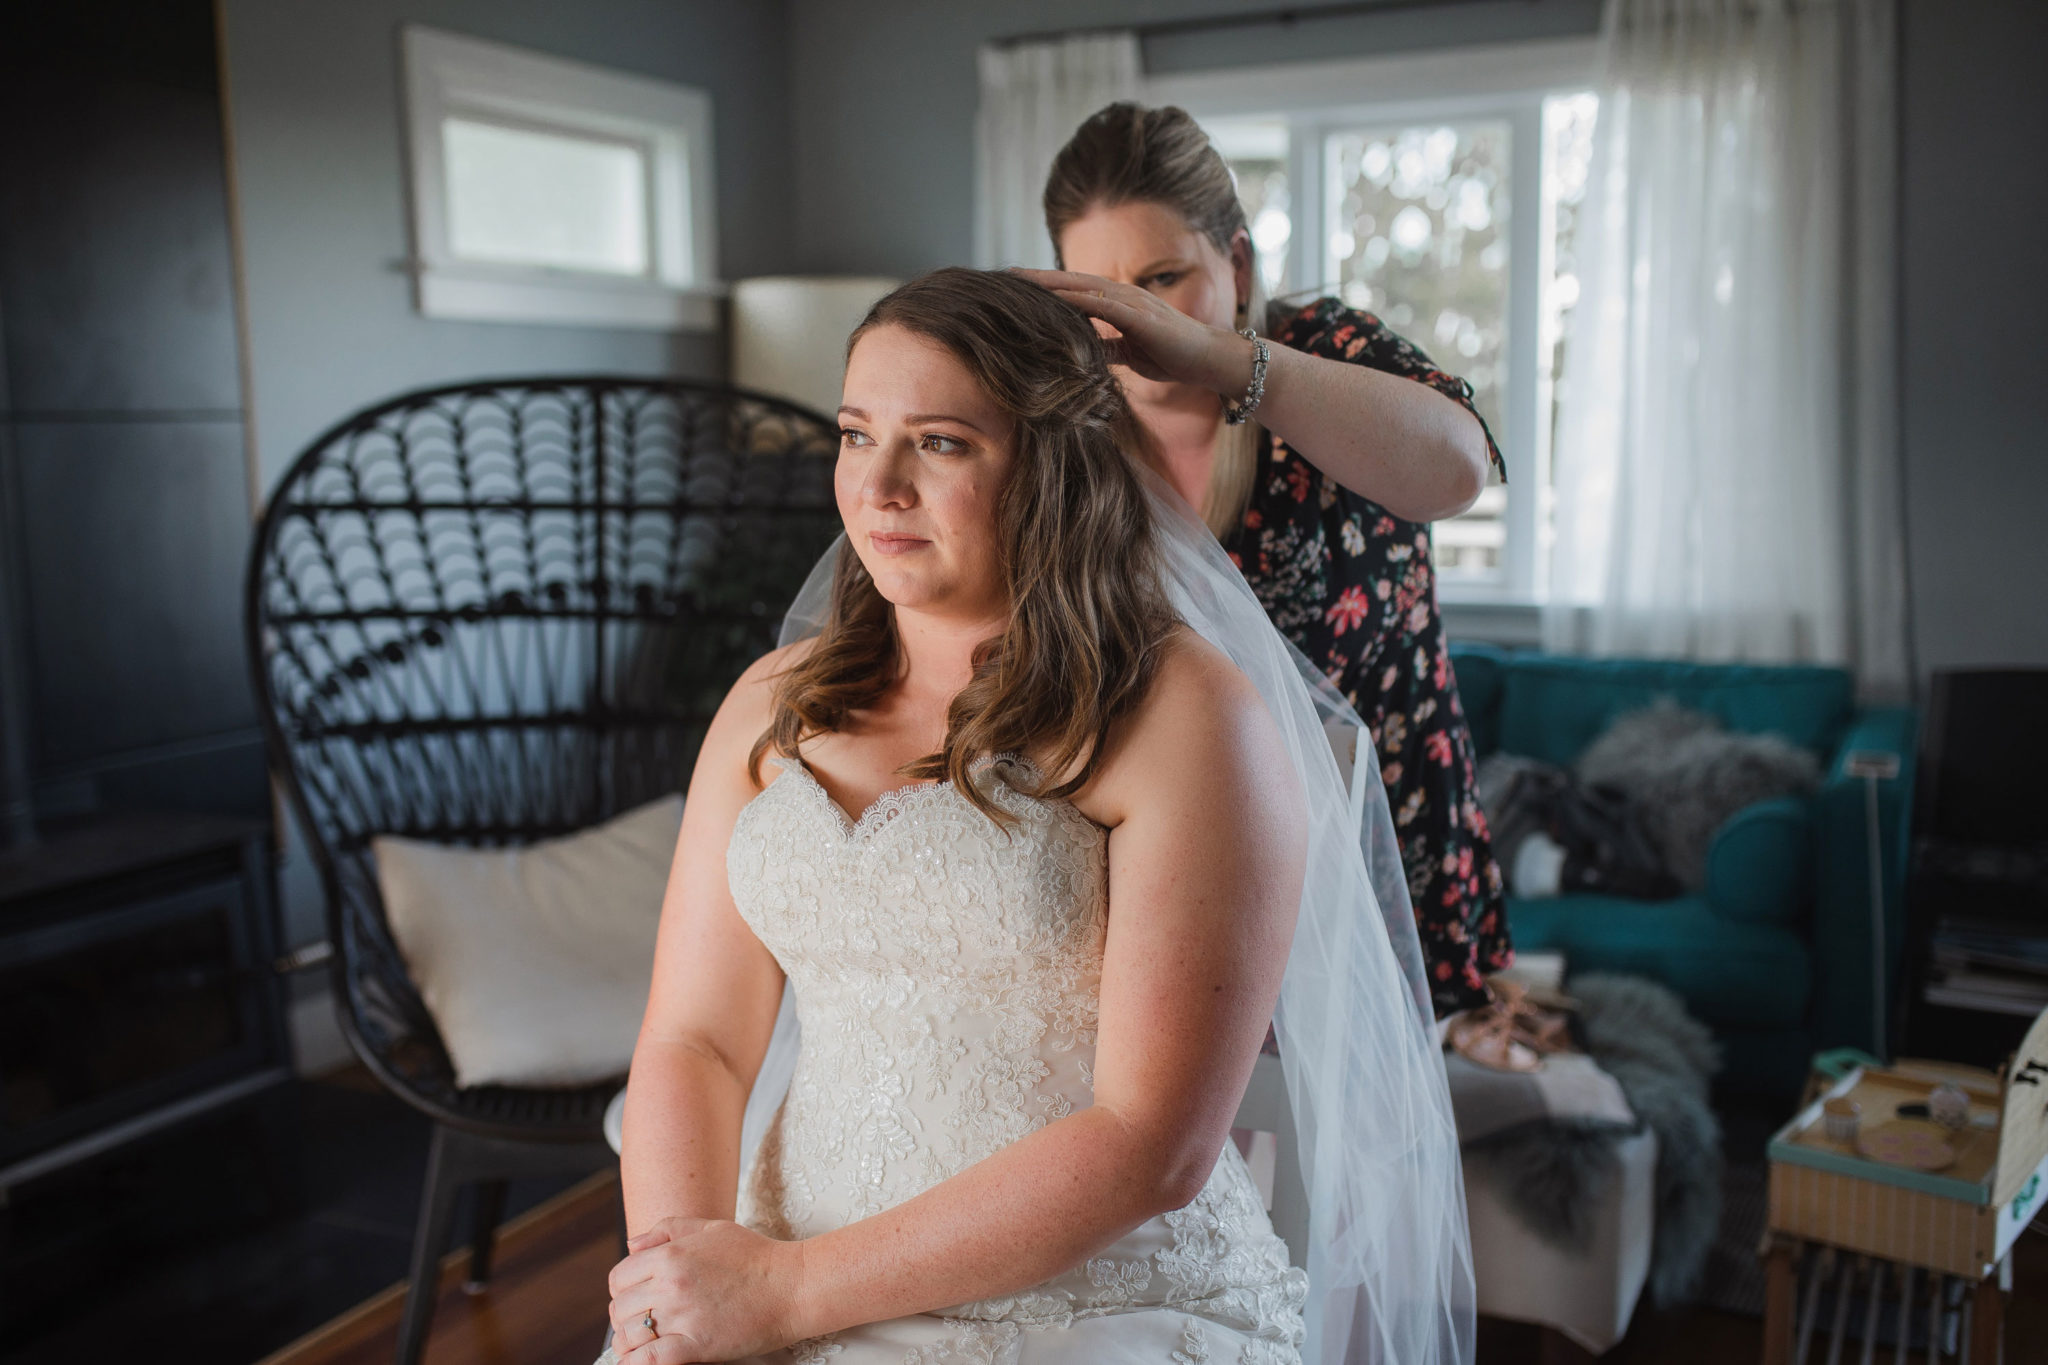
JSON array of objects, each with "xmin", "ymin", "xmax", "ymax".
[
  {"xmin": 1899, "ymin": 0, "xmax": 2048, "ymax": 680},
  {"xmin": 786, "ymin": 0, "xmax": 1602, "ymax": 277},
  {"xmin": 217, "ymin": 0, "xmax": 797, "ymax": 947},
  {"xmin": 218, "ymin": 0, "xmax": 796, "ymax": 495}
]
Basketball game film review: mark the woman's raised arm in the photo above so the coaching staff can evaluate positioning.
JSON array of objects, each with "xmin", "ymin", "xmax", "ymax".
[{"xmin": 1017, "ymin": 266, "xmax": 1492, "ymax": 523}]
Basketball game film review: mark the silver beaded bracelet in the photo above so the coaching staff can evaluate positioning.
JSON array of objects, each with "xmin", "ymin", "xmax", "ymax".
[{"xmin": 1222, "ymin": 327, "xmax": 1269, "ymax": 426}]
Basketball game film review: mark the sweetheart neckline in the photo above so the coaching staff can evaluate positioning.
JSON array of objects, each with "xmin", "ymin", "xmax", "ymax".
[
  {"xmin": 779, "ymin": 755, "xmax": 958, "ymax": 840},
  {"xmin": 761, "ymin": 751, "xmax": 1079, "ymax": 843}
]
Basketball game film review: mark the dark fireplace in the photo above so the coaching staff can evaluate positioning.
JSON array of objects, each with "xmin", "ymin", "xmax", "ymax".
[{"xmin": 0, "ymin": 814, "xmax": 288, "ymax": 1188}]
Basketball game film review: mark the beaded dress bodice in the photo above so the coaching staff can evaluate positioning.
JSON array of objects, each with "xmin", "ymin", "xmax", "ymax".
[{"xmin": 724, "ymin": 755, "xmax": 1307, "ymax": 1360}]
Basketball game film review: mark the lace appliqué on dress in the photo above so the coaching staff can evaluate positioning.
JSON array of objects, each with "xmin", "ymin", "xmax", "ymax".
[{"xmin": 717, "ymin": 754, "xmax": 1305, "ymax": 1363}]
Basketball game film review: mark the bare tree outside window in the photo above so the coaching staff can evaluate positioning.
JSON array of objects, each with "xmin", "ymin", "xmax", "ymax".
[
  {"xmin": 1328, "ymin": 119, "xmax": 1512, "ymax": 578},
  {"xmin": 1539, "ymin": 93, "xmax": 1601, "ymax": 549},
  {"xmin": 1199, "ymin": 93, "xmax": 1601, "ymax": 596}
]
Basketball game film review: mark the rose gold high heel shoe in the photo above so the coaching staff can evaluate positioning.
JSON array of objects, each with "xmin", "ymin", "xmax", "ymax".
[
  {"xmin": 1511, "ymin": 1006, "xmax": 1574, "ymax": 1056},
  {"xmin": 1446, "ymin": 988, "xmax": 1543, "ymax": 1073},
  {"xmin": 1497, "ymin": 979, "xmax": 1580, "ymax": 1058}
]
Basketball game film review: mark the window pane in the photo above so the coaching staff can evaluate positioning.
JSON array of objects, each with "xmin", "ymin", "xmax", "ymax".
[
  {"xmin": 1200, "ymin": 116, "xmax": 1291, "ymax": 299},
  {"xmin": 442, "ymin": 116, "xmax": 651, "ymax": 276},
  {"xmin": 1326, "ymin": 119, "xmax": 1511, "ymax": 579},
  {"xmin": 1542, "ymin": 92, "xmax": 1600, "ymax": 488}
]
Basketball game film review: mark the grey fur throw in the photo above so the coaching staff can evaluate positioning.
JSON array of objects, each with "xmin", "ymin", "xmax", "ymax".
[
  {"xmin": 1465, "ymin": 974, "xmax": 1725, "ymax": 1306},
  {"xmin": 1575, "ymin": 700, "xmax": 1819, "ymax": 889}
]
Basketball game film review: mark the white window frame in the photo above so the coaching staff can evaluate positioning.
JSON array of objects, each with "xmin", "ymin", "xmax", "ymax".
[
  {"xmin": 400, "ymin": 25, "xmax": 721, "ymax": 331},
  {"xmin": 1148, "ymin": 38, "xmax": 1598, "ymax": 609}
]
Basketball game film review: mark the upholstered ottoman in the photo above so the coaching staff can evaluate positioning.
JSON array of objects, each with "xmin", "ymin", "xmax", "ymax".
[
  {"xmin": 1466, "ymin": 1126, "xmax": 1658, "ymax": 1354},
  {"xmin": 1441, "ymin": 1042, "xmax": 1656, "ymax": 1355}
]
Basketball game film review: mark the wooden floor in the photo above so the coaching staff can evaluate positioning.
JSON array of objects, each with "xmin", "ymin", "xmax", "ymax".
[
  {"xmin": 266, "ymin": 1173, "xmax": 2043, "ymax": 1365},
  {"xmin": 258, "ymin": 1172, "xmax": 617, "ymax": 1365}
]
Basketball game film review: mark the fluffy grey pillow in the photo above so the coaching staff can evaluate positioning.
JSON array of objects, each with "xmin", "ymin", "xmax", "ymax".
[
  {"xmin": 375, "ymin": 795, "xmax": 682, "ymax": 1088},
  {"xmin": 1575, "ymin": 701, "xmax": 1818, "ymax": 889}
]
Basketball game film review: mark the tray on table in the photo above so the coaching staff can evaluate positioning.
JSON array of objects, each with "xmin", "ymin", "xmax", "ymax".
[{"xmin": 1766, "ymin": 1006, "xmax": 2048, "ymax": 1278}]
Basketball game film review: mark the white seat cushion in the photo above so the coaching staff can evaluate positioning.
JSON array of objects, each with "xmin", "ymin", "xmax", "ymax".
[
  {"xmin": 1466, "ymin": 1126, "xmax": 1658, "ymax": 1353},
  {"xmin": 374, "ymin": 795, "xmax": 682, "ymax": 1088}
]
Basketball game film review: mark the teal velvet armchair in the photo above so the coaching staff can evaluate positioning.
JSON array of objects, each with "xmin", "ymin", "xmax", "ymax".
[{"xmin": 1449, "ymin": 645, "xmax": 1917, "ymax": 1098}]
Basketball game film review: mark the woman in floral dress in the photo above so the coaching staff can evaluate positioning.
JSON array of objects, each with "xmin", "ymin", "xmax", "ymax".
[{"xmin": 1027, "ymin": 102, "xmax": 1510, "ymax": 1015}]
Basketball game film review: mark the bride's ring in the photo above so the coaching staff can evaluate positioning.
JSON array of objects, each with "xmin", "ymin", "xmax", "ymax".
[{"xmin": 642, "ymin": 1311, "xmax": 657, "ymax": 1336}]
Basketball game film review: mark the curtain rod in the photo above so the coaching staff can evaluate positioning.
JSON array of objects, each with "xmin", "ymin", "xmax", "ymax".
[{"xmin": 991, "ymin": 0, "xmax": 1543, "ymax": 51}]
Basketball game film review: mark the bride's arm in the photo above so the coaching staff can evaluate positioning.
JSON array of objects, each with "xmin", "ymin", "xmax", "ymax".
[
  {"xmin": 607, "ymin": 635, "xmax": 1306, "ymax": 1362},
  {"xmin": 617, "ymin": 648, "xmax": 791, "ymax": 1235}
]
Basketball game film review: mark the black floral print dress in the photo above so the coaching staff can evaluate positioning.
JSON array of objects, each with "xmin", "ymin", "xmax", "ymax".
[{"xmin": 1222, "ymin": 298, "xmax": 1511, "ymax": 1016}]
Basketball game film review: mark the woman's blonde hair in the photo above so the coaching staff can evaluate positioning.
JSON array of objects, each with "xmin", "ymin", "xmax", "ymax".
[
  {"xmin": 1042, "ymin": 101, "xmax": 1266, "ymax": 538},
  {"xmin": 750, "ymin": 267, "xmax": 1179, "ymax": 825}
]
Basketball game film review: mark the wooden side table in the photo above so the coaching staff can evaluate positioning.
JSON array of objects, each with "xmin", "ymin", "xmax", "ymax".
[
  {"xmin": 1760, "ymin": 1007, "xmax": 2048, "ymax": 1364},
  {"xmin": 1761, "ymin": 1237, "xmax": 2011, "ymax": 1365}
]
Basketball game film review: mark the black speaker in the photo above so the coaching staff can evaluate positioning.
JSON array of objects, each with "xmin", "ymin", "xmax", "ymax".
[
  {"xmin": 1905, "ymin": 669, "xmax": 2048, "ymax": 1060},
  {"xmin": 1919, "ymin": 669, "xmax": 2048, "ymax": 850}
]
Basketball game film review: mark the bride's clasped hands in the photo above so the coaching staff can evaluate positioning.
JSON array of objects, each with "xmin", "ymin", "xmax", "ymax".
[{"xmin": 605, "ymin": 1217, "xmax": 805, "ymax": 1363}]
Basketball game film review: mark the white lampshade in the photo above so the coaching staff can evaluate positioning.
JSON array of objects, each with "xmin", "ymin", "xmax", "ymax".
[{"xmin": 729, "ymin": 275, "xmax": 900, "ymax": 419}]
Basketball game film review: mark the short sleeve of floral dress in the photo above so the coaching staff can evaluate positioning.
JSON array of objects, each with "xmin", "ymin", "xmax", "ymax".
[{"xmin": 1222, "ymin": 297, "xmax": 1512, "ymax": 1016}]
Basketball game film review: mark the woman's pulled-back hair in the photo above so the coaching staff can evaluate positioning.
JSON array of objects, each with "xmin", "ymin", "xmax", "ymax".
[
  {"xmin": 1042, "ymin": 101, "xmax": 1265, "ymax": 538},
  {"xmin": 1042, "ymin": 101, "xmax": 1248, "ymax": 271},
  {"xmin": 751, "ymin": 267, "xmax": 1179, "ymax": 824}
]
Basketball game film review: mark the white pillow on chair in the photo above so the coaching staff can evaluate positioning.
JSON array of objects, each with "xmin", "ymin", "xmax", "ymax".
[{"xmin": 374, "ymin": 795, "xmax": 683, "ymax": 1089}]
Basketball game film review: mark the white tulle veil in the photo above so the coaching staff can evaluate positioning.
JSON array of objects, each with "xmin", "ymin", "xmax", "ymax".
[{"xmin": 741, "ymin": 468, "xmax": 1475, "ymax": 1365}]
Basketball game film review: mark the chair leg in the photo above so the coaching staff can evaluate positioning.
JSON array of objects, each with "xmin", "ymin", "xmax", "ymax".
[
  {"xmin": 397, "ymin": 1124, "xmax": 464, "ymax": 1365},
  {"xmin": 394, "ymin": 1122, "xmax": 618, "ymax": 1365},
  {"xmin": 1763, "ymin": 1236, "xmax": 1799, "ymax": 1365},
  {"xmin": 465, "ymin": 1178, "xmax": 509, "ymax": 1292},
  {"xmin": 1969, "ymin": 1273, "xmax": 2003, "ymax": 1365}
]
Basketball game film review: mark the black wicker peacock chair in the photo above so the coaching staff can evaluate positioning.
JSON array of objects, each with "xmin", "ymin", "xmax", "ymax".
[{"xmin": 246, "ymin": 376, "xmax": 839, "ymax": 1363}]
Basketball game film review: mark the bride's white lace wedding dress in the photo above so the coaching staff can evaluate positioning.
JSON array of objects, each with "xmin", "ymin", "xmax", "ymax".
[{"xmin": 604, "ymin": 753, "xmax": 1307, "ymax": 1365}]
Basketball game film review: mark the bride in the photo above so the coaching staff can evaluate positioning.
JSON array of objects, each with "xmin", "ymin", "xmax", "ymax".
[{"xmin": 599, "ymin": 268, "xmax": 1470, "ymax": 1365}]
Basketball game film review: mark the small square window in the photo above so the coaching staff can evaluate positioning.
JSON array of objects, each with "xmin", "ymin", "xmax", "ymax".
[
  {"xmin": 401, "ymin": 26, "xmax": 719, "ymax": 330},
  {"xmin": 442, "ymin": 117, "xmax": 654, "ymax": 277}
]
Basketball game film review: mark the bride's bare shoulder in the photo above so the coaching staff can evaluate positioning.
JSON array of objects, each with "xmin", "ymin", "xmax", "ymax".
[
  {"xmin": 726, "ymin": 636, "xmax": 817, "ymax": 715},
  {"xmin": 1146, "ymin": 625, "xmax": 1262, "ymax": 717},
  {"xmin": 1076, "ymin": 626, "xmax": 1292, "ymax": 826},
  {"xmin": 696, "ymin": 637, "xmax": 818, "ymax": 788}
]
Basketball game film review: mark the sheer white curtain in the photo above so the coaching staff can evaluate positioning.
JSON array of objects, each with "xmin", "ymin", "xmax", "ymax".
[
  {"xmin": 973, "ymin": 32, "xmax": 1141, "ymax": 270},
  {"xmin": 1545, "ymin": 0, "xmax": 1908, "ymax": 697}
]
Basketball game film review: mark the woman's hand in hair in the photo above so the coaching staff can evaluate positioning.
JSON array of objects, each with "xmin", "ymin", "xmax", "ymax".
[
  {"xmin": 1011, "ymin": 267, "xmax": 1257, "ymax": 397},
  {"xmin": 1020, "ymin": 265, "xmax": 1488, "ymax": 521}
]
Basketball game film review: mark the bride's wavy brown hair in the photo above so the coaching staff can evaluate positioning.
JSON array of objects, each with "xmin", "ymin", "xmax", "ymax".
[{"xmin": 749, "ymin": 267, "xmax": 1178, "ymax": 824}]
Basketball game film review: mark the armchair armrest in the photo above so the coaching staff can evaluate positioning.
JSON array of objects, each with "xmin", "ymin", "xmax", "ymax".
[
  {"xmin": 1703, "ymin": 797, "xmax": 1814, "ymax": 926},
  {"xmin": 1810, "ymin": 707, "xmax": 1919, "ymax": 1055}
]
